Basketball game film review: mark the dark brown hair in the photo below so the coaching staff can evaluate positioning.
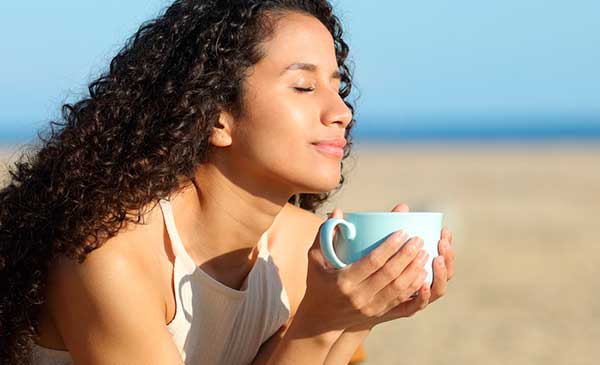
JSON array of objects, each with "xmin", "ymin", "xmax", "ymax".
[{"xmin": 0, "ymin": 0, "xmax": 356, "ymax": 362}]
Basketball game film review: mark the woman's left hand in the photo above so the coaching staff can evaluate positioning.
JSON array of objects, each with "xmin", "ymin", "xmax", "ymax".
[{"xmin": 346, "ymin": 203, "xmax": 455, "ymax": 331}]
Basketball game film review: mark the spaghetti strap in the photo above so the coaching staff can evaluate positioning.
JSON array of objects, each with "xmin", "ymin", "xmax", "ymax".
[{"xmin": 158, "ymin": 198, "xmax": 187, "ymax": 259}]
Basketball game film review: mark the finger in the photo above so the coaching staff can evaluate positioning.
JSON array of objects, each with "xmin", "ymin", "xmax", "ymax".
[
  {"xmin": 441, "ymin": 227, "xmax": 453, "ymax": 245},
  {"xmin": 342, "ymin": 230, "xmax": 414, "ymax": 284},
  {"xmin": 429, "ymin": 256, "xmax": 448, "ymax": 303},
  {"xmin": 413, "ymin": 282, "xmax": 431, "ymax": 311},
  {"xmin": 391, "ymin": 203, "xmax": 410, "ymax": 212},
  {"xmin": 387, "ymin": 283, "xmax": 431, "ymax": 319},
  {"xmin": 366, "ymin": 248, "xmax": 429, "ymax": 308},
  {"xmin": 367, "ymin": 251, "xmax": 428, "ymax": 316},
  {"xmin": 440, "ymin": 227, "xmax": 448, "ymax": 241},
  {"xmin": 328, "ymin": 207, "xmax": 344, "ymax": 219},
  {"xmin": 438, "ymin": 238, "xmax": 455, "ymax": 281},
  {"xmin": 386, "ymin": 264, "xmax": 427, "ymax": 309},
  {"xmin": 415, "ymin": 282, "xmax": 431, "ymax": 310},
  {"xmin": 405, "ymin": 265, "xmax": 429, "ymax": 302}
]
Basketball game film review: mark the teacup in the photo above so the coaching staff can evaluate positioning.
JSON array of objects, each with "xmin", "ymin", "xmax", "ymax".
[{"xmin": 319, "ymin": 212, "xmax": 443, "ymax": 284}]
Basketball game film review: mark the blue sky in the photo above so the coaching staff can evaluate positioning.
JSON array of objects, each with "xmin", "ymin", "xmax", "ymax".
[{"xmin": 1, "ymin": 0, "xmax": 599, "ymax": 137}]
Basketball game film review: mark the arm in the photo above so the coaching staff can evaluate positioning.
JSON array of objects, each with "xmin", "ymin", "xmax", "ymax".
[
  {"xmin": 252, "ymin": 314, "xmax": 342, "ymax": 365},
  {"xmin": 252, "ymin": 312, "xmax": 369, "ymax": 365},
  {"xmin": 47, "ymin": 250, "xmax": 183, "ymax": 364},
  {"xmin": 264, "ymin": 312, "xmax": 343, "ymax": 365},
  {"xmin": 323, "ymin": 328, "xmax": 370, "ymax": 365}
]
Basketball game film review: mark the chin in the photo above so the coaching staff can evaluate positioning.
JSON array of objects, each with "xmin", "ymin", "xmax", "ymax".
[{"xmin": 298, "ymin": 170, "xmax": 342, "ymax": 194}]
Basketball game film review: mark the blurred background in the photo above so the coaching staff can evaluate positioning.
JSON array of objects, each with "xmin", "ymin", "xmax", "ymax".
[{"xmin": 1, "ymin": 1, "xmax": 599, "ymax": 364}]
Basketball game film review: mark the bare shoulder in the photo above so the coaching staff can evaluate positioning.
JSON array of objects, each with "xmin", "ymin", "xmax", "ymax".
[
  {"xmin": 46, "ymin": 233, "xmax": 165, "ymax": 334},
  {"xmin": 47, "ymin": 207, "xmax": 168, "ymax": 315},
  {"xmin": 286, "ymin": 203, "xmax": 326, "ymax": 226},
  {"xmin": 44, "ymin": 223, "xmax": 181, "ymax": 363},
  {"xmin": 271, "ymin": 203, "xmax": 325, "ymax": 252},
  {"xmin": 48, "ymin": 235, "xmax": 157, "ymax": 301}
]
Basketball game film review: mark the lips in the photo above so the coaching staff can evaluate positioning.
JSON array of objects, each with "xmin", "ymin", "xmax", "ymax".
[
  {"xmin": 312, "ymin": 138, "xmax": 347, "ymax": 148},
  {"xmin": 312, "ymin": 138, "xmax": 347, "ymax": 158}
]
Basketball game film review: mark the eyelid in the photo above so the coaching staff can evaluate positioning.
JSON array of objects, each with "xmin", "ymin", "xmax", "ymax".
[
  {"xmin": 292, "ymin": 77, "xmax": 340, "ymax": 93},
  {"xmin": 293, "ymin": 86, "xmax": 315, "ymax": 92}
]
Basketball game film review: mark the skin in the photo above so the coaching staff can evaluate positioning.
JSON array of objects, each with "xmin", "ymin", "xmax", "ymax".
[{"xmin": 34, "ymin": 12, "xmax": 455, "ymax": 365}]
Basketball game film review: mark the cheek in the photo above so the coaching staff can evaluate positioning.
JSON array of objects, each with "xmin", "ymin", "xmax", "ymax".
[
  {"xmin": 233, "ymin": 95, "xmax": 342, "ymax": 191},
  {"xmin": 245, "ymin": 122, "xmax": 308, "ymax": 173},
  {"xmin": 237, "ymin": 99, "xmax": 309, "ymax": 166},
  {"xmin": 265, "ymin": 142, "xmax": 342, "ymax": 192},
  {"xmin": 232, "ymin": 114, "xmax": 299, "ymax": 165},
  {"xmin": 234, "ymin": 124, "xmax": 341, "ymax": 192}
]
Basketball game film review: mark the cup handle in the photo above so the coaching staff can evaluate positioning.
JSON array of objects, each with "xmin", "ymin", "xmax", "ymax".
[{"xmin": 319, "ymin": 218, "xmax": 357, "ymax": 269}]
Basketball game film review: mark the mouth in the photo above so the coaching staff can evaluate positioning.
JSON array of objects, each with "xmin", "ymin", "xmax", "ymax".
[{"xmin": 312, "ymin": 142, "xmax": 344, "ymax": 158}]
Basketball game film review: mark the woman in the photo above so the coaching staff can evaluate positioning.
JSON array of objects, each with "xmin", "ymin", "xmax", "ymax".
[{"xmin": 0, "ymin": 0, "xmax": 455, "ymax": 364}]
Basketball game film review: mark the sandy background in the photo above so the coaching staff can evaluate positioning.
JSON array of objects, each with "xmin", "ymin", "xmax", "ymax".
[
  {"xmin": 2, "ymin": 142, "xmax": 599, "ymax": 364},
  {"xmin": 317, "ymin": 142, "xmax": 600, "ymax": 365}
]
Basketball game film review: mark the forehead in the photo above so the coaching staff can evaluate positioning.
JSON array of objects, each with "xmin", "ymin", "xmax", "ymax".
[{"xmin": 256, "ymin": 12, "xmax": 338, "ymax": 73}]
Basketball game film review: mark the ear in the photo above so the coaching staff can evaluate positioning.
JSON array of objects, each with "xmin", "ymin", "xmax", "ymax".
[{"xmin": 209, "ymin": 110, "xmax": 234, "ymax": 147}]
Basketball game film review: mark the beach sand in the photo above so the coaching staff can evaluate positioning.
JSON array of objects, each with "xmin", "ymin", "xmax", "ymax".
[
  {"xmin": 2, "ymin": 142, "xmax": 599, "ymax": 364},
  {"xmin": 317, "ymin": 142, "xmax": 600, "ymax": 365}
]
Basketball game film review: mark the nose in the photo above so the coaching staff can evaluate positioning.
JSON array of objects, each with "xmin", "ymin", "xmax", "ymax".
[{"xmin": 322, "ymin": 91, "xmax": 353, "ymax": 129}]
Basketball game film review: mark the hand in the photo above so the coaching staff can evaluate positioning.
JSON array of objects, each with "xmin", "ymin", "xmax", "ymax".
[
  {"xmin": 348, "ymin": 203, "xmax": 456, "ymax": 331},
  {"xmin": 295, "ymin": 205, "xmax": 430, "ymax": 337}
]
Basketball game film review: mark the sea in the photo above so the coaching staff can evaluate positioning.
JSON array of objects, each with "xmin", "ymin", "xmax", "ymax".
[{"xmin": 1, "ymin": 115, "xmax": 600, "ymax": 147}]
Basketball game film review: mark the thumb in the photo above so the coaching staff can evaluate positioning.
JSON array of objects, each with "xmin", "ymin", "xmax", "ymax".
[
  {"xmin": 391, "ymin": 203, "xmax": 410, "ymax": 212},
  {"xmin": 327, "ymin": 207, "xmax": 344, "ymax": 219}
]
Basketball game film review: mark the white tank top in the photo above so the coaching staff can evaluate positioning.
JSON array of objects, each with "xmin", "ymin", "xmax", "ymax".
[{"xmin": 30, "ymin": 198, "xmax": 291, "ymax": 365}]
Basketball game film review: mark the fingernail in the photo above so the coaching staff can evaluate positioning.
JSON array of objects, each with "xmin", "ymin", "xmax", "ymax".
[
  {"xmin": 394, "ymin": 230, "xmax": 408, "ymax": 241},
  {"xmin": 407, "ymin": 237, "xmax": 419, "ymax": 251}
]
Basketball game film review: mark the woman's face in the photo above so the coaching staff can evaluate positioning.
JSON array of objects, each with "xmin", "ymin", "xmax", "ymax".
[{"xmin": 220, "ymin": 11, "xmax": 353, "ymax": 197}]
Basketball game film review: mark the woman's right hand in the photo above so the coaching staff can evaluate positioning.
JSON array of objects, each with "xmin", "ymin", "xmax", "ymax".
[{"xmin": 295, "ymin": 207, "xmax": 431, "ymax": 336}]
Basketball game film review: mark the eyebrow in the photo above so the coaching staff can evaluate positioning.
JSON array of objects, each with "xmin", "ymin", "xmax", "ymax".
[{"xmin": 281, "ymin": 62, "xmax": 342, "ymax": 80}]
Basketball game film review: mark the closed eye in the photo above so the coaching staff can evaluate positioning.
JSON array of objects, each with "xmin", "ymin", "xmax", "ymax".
[{"xmin": 293, "ymin": 87, "xmax": 315, "ymax": 93}]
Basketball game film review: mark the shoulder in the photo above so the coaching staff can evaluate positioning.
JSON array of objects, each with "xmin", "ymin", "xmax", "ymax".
[
  {"xmin": 44, "ymin": 225, "xmax": 180, "ymax": 362},
  {"xmin": 45, "ymin": 203, "xmax": 172, "ymax": 334},
  {"xmin": 48, "ymin": 200, "xmax": 170, "ymax": 301},
  {"xmin": 270, "ymin": 203, "xmax": 324, "ymax": 253},
  {"xmin": 48, "ymin": 203, "xmax": 169, "ymax": 304},
  {"xmin": 279, "ymin": 203, "xmax": 325, "ymax": 233},
  {"xmin": 46, "ymin": 232, "xmax": 165, "ymax": 322}
]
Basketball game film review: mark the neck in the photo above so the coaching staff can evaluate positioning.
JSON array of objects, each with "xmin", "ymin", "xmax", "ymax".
[{"xmin": 168, "ymin": 158, "xmax": 292, "ymax": 275}]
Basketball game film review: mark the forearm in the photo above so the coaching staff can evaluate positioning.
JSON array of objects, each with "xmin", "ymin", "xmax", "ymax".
[
  {"xmin": 323, "ymin": 327, "xmax": 370, "ymax": 365},
  {"xmin": 255, "ymin": 315, "xmax": 343, "ymax": 365}
]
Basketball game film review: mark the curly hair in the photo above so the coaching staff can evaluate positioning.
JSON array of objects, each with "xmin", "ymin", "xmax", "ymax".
[{"xmin": 0, "ymin": 0, "xmax": 356, "ymax": 362}]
